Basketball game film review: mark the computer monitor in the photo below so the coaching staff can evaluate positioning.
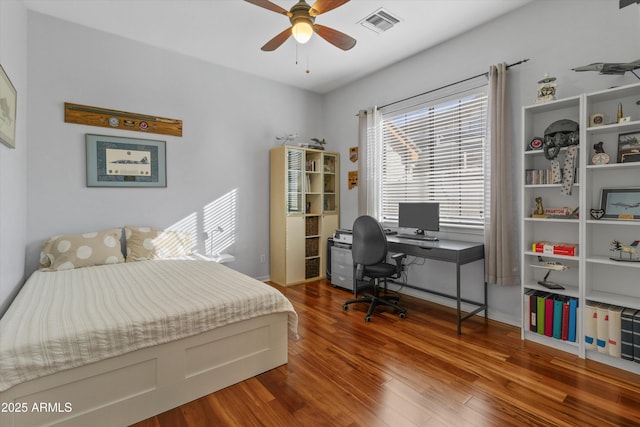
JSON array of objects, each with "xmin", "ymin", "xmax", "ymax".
[{"xmin": 398, "ymin": 202, "xmax": 439, "ymax": 236}]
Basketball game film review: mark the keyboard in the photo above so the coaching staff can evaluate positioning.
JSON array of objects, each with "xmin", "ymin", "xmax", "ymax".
[{"xmin": 397, "ymin": 234, "xmax": 439, "ymax": 241}]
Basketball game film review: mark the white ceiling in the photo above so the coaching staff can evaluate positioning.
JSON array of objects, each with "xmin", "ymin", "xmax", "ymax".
[{"xmin": 24, "ymin": 0, "xmax": 532, "ymax": 94}]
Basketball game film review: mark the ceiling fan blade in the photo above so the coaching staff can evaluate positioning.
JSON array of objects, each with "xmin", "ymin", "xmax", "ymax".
[
  {"xmin": 309, "ymin": 0, "xmax": 349, "ymax": 16},
  {"xmin": 261, "ymin": 27, "xmax": 293, "ymax": 51},
  {"xmin": 313, "ymin": 24, "xmax": 356, "ymax": 50},
  {"xmin": 244, "ymin": 0, "xmax": 289, "ymax": 15}
]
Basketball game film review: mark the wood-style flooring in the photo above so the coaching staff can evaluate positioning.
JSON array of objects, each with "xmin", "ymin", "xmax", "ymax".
[{"xmin": 132, "ymin": 280, "xmax": 640, "ymax": 427}]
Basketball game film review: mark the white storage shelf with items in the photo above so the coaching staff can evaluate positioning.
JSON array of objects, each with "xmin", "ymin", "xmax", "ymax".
[
  {"xmin": 521, "ymin": 82, "xmax": 640, "ymax": 376},
  {"xmin": 521, "ymin": 95, "xmax": 582, "ymax": 355},
  {"xmin": 581, "ymin": 82, "xmax": 640, "ymax": 373}
]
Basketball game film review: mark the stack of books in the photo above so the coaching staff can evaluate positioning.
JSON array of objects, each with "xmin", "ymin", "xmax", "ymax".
[
  {"xmin": 525, "ymin": 291, "xmax": 578, "ymax": 341},
  {"xmin": 585, "ymin": 302, "xmax": 640, "ymax": 362}
]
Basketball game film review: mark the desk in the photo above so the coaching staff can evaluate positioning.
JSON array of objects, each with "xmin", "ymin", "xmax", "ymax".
[{"xmin": 386, "ymin": 236, "xmax": 486, "ymax": 335}]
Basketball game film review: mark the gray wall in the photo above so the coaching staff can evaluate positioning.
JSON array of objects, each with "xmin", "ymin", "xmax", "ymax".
[
  {"xmin": 323, "ymin": 0, "xmax": 640, "ymax": 325},
  {"xmin": 25, "ymin": 12, "xmax": 323, "ymax": 282},
  {"xmin": 0, "ymin": 0, "xmax": 28, "ymax": 315}
]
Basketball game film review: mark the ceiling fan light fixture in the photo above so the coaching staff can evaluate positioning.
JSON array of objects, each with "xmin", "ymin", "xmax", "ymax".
[{"xmin": 292, "ymin": 19, "xmax": 313, "ymax": 44}]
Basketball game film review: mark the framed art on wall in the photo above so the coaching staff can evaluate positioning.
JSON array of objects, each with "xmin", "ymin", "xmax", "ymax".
[
  {"xmin": 0, "ymin": 64, "xmax": 17, "ymax": 149},
  {"xmin": 86, "ymin": 134, "xmax": 166, "ymax": 187}
]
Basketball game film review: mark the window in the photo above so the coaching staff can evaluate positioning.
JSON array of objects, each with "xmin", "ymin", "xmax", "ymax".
[{"xmin": 374, "ymin": 84, "xmax": 488, "ymax": 229}]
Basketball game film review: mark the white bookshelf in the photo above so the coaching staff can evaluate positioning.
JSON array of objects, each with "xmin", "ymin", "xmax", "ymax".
[{"xmin": 521, "ymin": 82, "xmax": 640, "ymax": 375}]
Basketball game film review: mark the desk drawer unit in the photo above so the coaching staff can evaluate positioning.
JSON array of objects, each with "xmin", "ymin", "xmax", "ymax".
[{"xmin": 331, "ymin": 246, "xmax": 353, "ymax": 290}]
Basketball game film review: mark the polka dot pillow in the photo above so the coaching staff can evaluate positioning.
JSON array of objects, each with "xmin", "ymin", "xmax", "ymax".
[
  {"xmin": 125, "ymin": 226, "xmax": 193, "ymax": 262},
  {"xmin": 40, "ymin": 228, "xmax": 125, "ymax": 271}
]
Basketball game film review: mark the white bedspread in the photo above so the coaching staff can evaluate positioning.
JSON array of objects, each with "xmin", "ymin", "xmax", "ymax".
[{"xmin": 0, "ymin": 259, "xmax": 298, "ymax": 392}]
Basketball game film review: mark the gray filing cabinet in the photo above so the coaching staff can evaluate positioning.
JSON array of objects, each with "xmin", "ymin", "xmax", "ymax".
[{"xmin": 330, "ymin": 244, "xmax": 353, "ymax": 291}]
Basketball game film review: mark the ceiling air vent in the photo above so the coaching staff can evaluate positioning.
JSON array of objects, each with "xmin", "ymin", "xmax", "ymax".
[{"xmin": 359, "ymin": 8, "xmax": 401, "ymax": 34}]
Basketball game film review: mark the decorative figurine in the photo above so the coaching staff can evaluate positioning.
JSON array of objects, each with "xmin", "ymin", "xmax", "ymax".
[
  {"xmin": 532, "ymin": 196, "xmax": 547, "ymax": 218},
  {"xmin": 610, "ymin": 240, "xmax": 640, "ymax": 262},
  {"xmin": 529, "ymin": 256, "xmax": 569, "ymax": 289},
  {"xmin": 590, "ymin": 208, "xmax": 605, "ymax": 220},
  {"xmin": 592, "ymin": 141, "xmax": 611, "ymax": 165},
  {"xmin": 535, "ymin": 73, "xmax": 557, "ymax": 104}
]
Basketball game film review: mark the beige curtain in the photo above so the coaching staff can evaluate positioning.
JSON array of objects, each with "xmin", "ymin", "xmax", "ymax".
[
  {"xmin": 357, "ymin": 107, "xmax": 381, "ymax": 218},
  {"xmin": 486, "ymin": 63, "xmax": 519, "ymax": 285}
]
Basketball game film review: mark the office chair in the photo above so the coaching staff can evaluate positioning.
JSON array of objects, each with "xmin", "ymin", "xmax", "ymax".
[{"xmin": 342, "ymin": 215, "xmax": 407, "ymax": 322}]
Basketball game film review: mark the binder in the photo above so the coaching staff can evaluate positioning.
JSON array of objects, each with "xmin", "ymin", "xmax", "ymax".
[
  {"xmin": 621, "ymin": 308, "xmax": 636, "ymax": 361},
  {"xmin": 596, "ymin": 303, "xmax": 611, "ymax": 354},
  {"xmin": 545, "ymin": 295, "xmax": 555, "ymax": 337},
  {"xmin": 584, "ymin": 301, "xmax": 597, "ymax": 349},
  {"xmin": 561, "ymin": 297, "xmax": 570, "ymax": 341},
  {"xmin": 608, "ymin": 306, "xmax": 623, "ymax": 358},
  {"xmin": 526, "ymin": 290, "xmax": 537, "ymax": 332},
  {"xmin": 633, "ymin": 310, "xmax": 640, "ymax": 363},
  {"xmin": 568, "ymin": 297, "xmax": 578, "ymax": 343},
  {"xmin": 553, "ymin": 296, "xmax": 563, "ymax": 339},
  {"xmin": 537, "ymin": 292, "xmax": 548, "ymax": 335}
]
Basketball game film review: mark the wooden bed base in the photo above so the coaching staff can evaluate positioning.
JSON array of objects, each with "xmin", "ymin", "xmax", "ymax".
[{"xmin": 0, "ymin": 313, "xmax": 289, "ymax": 427}]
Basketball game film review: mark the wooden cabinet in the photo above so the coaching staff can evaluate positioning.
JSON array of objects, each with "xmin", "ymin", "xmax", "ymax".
[
  {"xmin": 270, "ymin": 146, "xmax": 340, "ymax": 286},
  {"xmin": 520, "ymin": 82, "xmax": 640, "ymax": 375}
]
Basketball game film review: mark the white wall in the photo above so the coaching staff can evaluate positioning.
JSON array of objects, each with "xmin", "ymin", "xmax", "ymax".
[
  {"xmin": 0, "ymin": 0, "xmax": 28, "ymax": 316},
  {"xmin": 25, "ymin": 12, "xmax": 323, "ymax": 281},
  {"xmin": 323, "ymin": 0, "xmax": 640, "ymax": 325}
]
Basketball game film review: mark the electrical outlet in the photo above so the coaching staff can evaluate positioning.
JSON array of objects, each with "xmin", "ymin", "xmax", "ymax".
[{"xmin": 259, "ymin": 254, "xmax": 266, "ymax": 263}]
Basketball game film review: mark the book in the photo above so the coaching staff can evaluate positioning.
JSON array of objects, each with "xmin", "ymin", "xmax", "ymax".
[
  {"xmin": 545, "ymin": 295, "xmax": 555, "ymax": 337},
  {"xmin": 584, "ymin": 301, "xmax": 598, "ymax": 349},
  {"xmin": 608, "ymin": 306, "xmax": 623, "ymax": 358},
  {"xmin": 621, "ymin": 308, "xmax": 637, "ymax": 361},
  {"xmin": 553, "ymin": 296, "xmax": 563, "ymax": 339},
  {"xmin": 596, "ymin": 303, "xmax": 611, "ymax": 354},
  {"xmin": 532, "ymin": 241, "xmax": 578, "ymax": 257}
]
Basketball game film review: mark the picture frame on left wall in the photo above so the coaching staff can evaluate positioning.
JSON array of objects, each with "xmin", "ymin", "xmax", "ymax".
[
  {"xmin": 86, "ymin": 134, "xmax": 167, "ymax": 187},
  {"xmin": 0, "ymin": 64, "xmax": 17, "ymax": 149}
]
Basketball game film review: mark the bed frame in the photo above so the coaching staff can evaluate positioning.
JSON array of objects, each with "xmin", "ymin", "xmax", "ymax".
[{"xmin": 0, "ymin": 312, "xmax": 289, "ymax": 427}]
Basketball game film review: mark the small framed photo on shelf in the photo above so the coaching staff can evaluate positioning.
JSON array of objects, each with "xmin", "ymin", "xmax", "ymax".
[
  {"xmin": 86, "ymin": 134, "xmax": 167, "ymax": 187},
  {"xmin": 601, "ymin": 188, "xmax": 640, "ymax": 220},
  {"xmin": 617, "ymin": 131, "xmax": 640, "ymax": 163}
]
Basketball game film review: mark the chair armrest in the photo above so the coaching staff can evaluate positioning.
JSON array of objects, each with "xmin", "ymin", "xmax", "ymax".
[{"xmin": 390, "ymin": 252, "xmax": 406, "ymax": 275}]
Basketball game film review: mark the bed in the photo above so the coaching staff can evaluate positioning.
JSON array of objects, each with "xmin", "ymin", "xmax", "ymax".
[{"xmin": 0, "ymin": 227, "xmax": 298, "ymax": 427}]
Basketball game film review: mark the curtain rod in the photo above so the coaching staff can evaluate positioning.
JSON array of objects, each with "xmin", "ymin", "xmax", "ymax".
[{"xmin": 376, "ymin": 58, "xmax": 530, "ymax": 111}]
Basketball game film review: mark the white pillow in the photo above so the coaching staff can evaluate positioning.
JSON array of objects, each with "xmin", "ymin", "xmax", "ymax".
[
  {"xmin": 40, "ymin": 228, "xmax": 125, "ymax": 271},
  {"xmin": 125, "ymin": 225, "xmax": 193, "ymax": 262}
]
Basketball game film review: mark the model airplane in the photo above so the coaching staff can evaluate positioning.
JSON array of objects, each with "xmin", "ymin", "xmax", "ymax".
[
  {"xmin": 572, "ymin": 59, "xmax": 640, "ymax": 79},
  {"xmin": 529, "ymin": 256, "xmax": 569, "ymax": 289},
  {"xmin": 530, "ymin": 256, "xmax": 570, "ymax": 271}
]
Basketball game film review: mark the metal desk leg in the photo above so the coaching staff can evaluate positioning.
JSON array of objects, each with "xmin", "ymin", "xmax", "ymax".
[{"xmin": 456, "ymin": 262, "xmax": 461, "ymax": 335}]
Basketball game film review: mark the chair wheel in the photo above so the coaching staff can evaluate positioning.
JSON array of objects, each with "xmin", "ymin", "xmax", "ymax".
[
  {"xmin": 343, "ymin": 304, "xmax": 348, "ymax": 310},
  {"xmin": 399, "ymin": 312, "xmax": 406, "ymax": 319},
  {"xmin": 365, "ymin": 316, "xmax": 371, "ymax": 322}
]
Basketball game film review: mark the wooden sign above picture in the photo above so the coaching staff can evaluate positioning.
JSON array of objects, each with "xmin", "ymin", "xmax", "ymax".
[{"xmin": 64, "ymin": 103, "xmax": 182, "ymax": 137}]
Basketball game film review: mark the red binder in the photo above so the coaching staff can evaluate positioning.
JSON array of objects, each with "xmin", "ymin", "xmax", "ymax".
[
  {"xmin": 561, "ymin": 297, "xmax": 570, "ymax": 340},
  {"xmin": 545, "ymin": 295, "xmax": 555, "ymax": 337}
]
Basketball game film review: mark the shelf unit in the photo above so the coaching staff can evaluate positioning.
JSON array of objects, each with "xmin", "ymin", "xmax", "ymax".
[
  {"xmin": 521, "ymin": 82, "xmax": 640, "ymax": 375},
  {"xmin": 270, "ymin": 146, "xmax": 339, "ymax": 286}
]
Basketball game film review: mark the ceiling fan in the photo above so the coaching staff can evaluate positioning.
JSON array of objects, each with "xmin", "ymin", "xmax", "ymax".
[{"xmin": 245, "ymin": 0, "xmax": 357, "ymax": 51}]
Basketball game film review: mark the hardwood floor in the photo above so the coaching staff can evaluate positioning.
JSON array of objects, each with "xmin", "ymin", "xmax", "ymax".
[{"xmin": 132, "ymin": 280, "xmax": 640, "ymax": 427}]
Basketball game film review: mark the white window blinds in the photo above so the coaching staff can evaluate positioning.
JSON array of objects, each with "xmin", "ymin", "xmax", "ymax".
[{"xmin": 378, "ymin": 86, "xmax": 488, "ymax": 229}]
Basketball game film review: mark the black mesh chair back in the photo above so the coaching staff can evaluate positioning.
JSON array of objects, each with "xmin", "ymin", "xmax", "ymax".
[{"xmin": 352, "ymin": 215, "xmax": 387, "ymax": 269}]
